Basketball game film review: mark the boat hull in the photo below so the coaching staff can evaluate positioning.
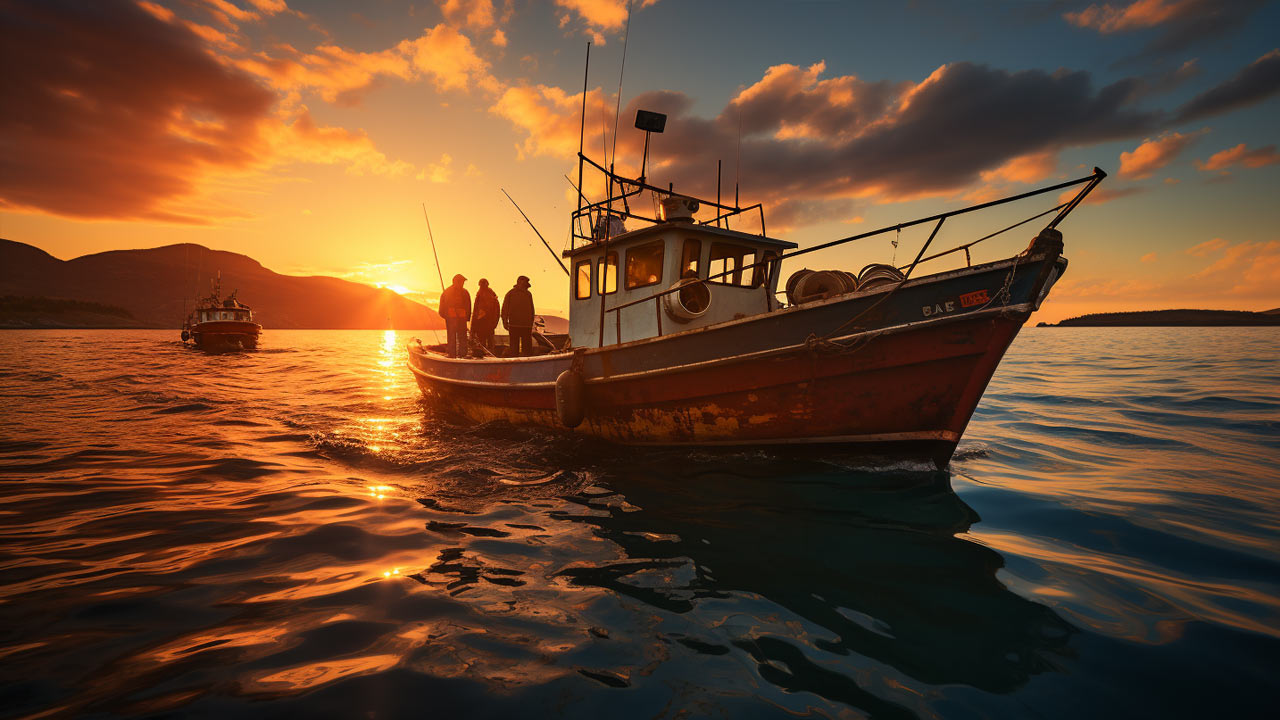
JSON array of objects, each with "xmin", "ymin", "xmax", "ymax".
[
  {"xmin": 408, "ymin": 252, "xmax": 1065, "ymax": 466},
  {"xmin": 190, "ymin": 321, "xmax": 261, "ymax": 352}
]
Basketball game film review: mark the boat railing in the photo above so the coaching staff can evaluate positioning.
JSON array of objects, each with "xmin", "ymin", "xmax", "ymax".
[
  {"xmin": 599, "ymin": 167, "xmax": 1106, "ymax": 345},
  {"xmin": 571, "ymin": 152, "xmax": 768, "ymax": 250}
]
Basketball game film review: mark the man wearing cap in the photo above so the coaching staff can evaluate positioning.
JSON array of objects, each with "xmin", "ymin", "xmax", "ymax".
[
  {"xmin": 438, "ymin": 273, "xmax": 471, "ymax": 358},
  {"xmin": 501, "ymin": 275, "xmax": 535, "ymax": 357},
  {"xmin": 470, "ymin": 278, "xmax": 500, "ymax": 356}
]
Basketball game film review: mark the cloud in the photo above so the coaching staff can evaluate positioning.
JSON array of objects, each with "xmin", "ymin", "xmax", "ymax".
[
  {"xmin": 423, "ymin": 153, "xmax": 454, "ymax": 183},
  {"xmin": 1195, "ymin": 143, "xmax": 1280, "ymax": 172},
  {"xmin": 554, "ymin": 0, "xmax": 661, "ymax": 40},
  {"xmin": 1186, "ymin": 237, "xmax": 1228, "ymax": 256},
  {"xmin": 1189, "ymin": 239, "xmax": 1280, "ymax": 298},
  {"xmin": 490, "ymin": 84, "xmax": 618, "ymax": 160},
  {"xmin": 268, "ymin": 107, "xmax": 414, "ymax": 176},
  {"xmin": 0, "ymin": 0, "xmax": 275, "ymax": 223},
  {"xmin": 1065, "ymin": 0, "xmax": 1196, "ymax": 33},
  {"xmin": 980, "ymin": 151, "xmax": 1059, "ymax": 184},
  {"xmin": 496, "ymin": 60, "xmax": 1163, "ymax": 228},
  {"xmin": 728, "ymin": 62, "xmax": 907, "ymax": 143},
  {"xmin": 195, "ymin": 0, "xmax": 291, "ymax": 31},
  {"xmin": 1141, "ymin": 252, "xmax": 1158, "ymax": 263},
  {"xmin": 1064, "ymin": 0, "xmax": 1266, "ymax": 56},
  {"xmin": 436, "ymin": 0, "xmax": 506, "ymax": 30},
  {"xmin": 236, "ymin": 24, "xmax": 499, "ymax": 103},
  {"xmin": 0, "ymin": 0, "xmax": 417, "ymax": 223},
  {"xmin": 1176, "ymin": 49, "xmax": 1280, "ymax": 123},
  {"xmin": 1117, "ymin": 130, "xmax": 1201, "ymax": 178}
]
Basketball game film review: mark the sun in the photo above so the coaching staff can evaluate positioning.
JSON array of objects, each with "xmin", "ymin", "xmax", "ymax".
[{"xmin": 374, "ymin": 281, "xmax": 413, "ymax": 295}]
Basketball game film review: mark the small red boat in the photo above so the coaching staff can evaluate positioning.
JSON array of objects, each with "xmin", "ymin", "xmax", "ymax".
[
  {"xmin": 408, "ymin": 107, "xmax": 1104, "ymax": 468},
  {"xmin": 181, "ymin": 276, "xmax": 261, "ymax": 352}
]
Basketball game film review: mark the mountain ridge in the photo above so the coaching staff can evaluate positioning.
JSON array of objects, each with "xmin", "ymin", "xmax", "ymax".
[{"xmin": 0, "ymin": 239, "xmax": 445, "ymax": 329}]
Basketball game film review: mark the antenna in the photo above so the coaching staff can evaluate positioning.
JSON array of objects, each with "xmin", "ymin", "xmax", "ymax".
[
  {"xmin": 421, "ymin": 203, "xmax": 446, "ymax": 293},
  {"xmin": 610, "ymin": 0, "xmax": 634, "ymax": 171},
  {"xmin": 735, "ymin": 111, "xmax": 743, "ymax": 212},
  {"xmin": 576, "ymin": 43, "xmax": 590, "ymax": 249}
]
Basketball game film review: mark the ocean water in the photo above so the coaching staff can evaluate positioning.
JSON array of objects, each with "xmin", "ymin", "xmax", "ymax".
[{"xmin": 1, "ymin": 327, "xmax": 1277, "ymax": 719}]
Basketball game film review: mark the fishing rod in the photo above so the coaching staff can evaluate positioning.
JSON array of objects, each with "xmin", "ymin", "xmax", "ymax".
[
  {"xmin": 501, "ymin": 188, "xmax": 570, "ymax": 276},
  {"xmin": 421, "ymin": 202, "xmax": 446, "ymax": 292}
]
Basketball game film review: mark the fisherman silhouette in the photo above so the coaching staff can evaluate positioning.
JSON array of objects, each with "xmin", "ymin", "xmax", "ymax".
[
  {"xmin": 437, "ymin": 274, "xmax": 470, "ymax": 358},
  {"xmin": 501, "ymin": 275, "xmax": 535, "ymax": 357},
  {"xmin": 470, "ymin": 278, "xmax": 500, "ymax": 356}
]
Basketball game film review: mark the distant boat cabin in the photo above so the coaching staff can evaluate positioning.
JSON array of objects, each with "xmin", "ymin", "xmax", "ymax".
[
  {"xmin": 564, "ymin": 217, "xmax": 796, "ymax": 347},
  {"xmin": 196, "ymin": 304, "xmax": 253, "ymax": 324}
]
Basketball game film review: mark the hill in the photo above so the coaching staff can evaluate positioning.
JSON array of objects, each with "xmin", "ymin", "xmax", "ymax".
[
  {"xmin": 1048, "ymin": 309, "xmax": 1280, "ymax": 327},
  {"xmin": 0, "ymin": 239, "xmax": 444, "ymax": 329}
]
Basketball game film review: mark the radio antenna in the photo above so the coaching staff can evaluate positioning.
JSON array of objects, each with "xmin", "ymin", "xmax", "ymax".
[{"xmin": 610, "ymin": 0, "xmax": 634, "ymax": 171}]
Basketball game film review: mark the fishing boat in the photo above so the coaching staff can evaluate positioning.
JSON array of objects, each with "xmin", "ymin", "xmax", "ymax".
[
  {"xmin": 181, "ymin": 275, "xmax": 261, "ymax": 352},
  {"xmin": 408, "ymin": 104, "xmax": 1104, "ymax": 468}
]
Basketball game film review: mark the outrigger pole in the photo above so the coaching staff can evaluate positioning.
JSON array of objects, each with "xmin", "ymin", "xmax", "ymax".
[
  {"xmin": 501, "ymin": 188, "xmax": 570, "ymax": 276},
  {"xmin": 421, "ymin": 203, "xmax": 446, "ymax": 292}
]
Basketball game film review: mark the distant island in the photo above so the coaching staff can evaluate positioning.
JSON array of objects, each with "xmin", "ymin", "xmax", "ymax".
[
  {"xmin": 0, "ymin": 239, "xmax": 445, "ymax": 330},
  {"xmin": 1038, "ymin": 309, "xmax": 1280, "ymax": 327}
]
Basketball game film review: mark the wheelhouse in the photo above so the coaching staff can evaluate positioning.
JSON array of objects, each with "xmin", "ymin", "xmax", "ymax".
[
  {"xmin": 565, "ymin": 222, "xmax": 796, "ymax": 347},
  {"xmin": 196, "ymin": 306, "xmax": 253, "ymax": 323}
]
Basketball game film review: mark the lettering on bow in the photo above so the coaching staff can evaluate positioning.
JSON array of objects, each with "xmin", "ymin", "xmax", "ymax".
[
  {"xmin": 959, "ymin": 289, "xmax": 990, "ymax": 308},
  {"xmin": 921, "ymin": 300, "xmax": 956, "ymax": 317}
]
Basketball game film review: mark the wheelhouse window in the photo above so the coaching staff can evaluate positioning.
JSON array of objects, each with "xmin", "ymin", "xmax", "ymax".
[
  {"xmin": 680, "ymin": 239, "xmax": 701, "ymax": 279},
  {"xmin": 598, "ymin": 251, "xmax": 618, "ymax": 295},
  {"xmin": 575, "ymin": 259, "xmax": 593, "ymax": 300},
  {"xmin": 625, "ymin": 241, "xmax": 664, "ymax": 290},
  {"xmin": 708, "ymin": 243, "xmax": 757, "ymax": 287},
  {"xmin": 753, "ymin": 250, "xmax": 779, "ymax": 288}
]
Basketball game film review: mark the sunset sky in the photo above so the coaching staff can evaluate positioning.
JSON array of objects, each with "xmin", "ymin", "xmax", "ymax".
[{"xmin": 2, "ymin": 0, "xmax": 1278, "ymax": 322}]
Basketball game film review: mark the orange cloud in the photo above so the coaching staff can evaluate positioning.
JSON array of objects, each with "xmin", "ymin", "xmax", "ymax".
[
  {"xmin": 1140, "ymin": 252, "xmax": 1158, "ymax": 263},
  {"xmin": 554, "ymin": 0, "xmax": 661, "ymax": 40},
  {"xmin": 234, "ymin": 23, "xmax": 499, "ymax": 103},
  {"xmin": 1118, "ymin": 131, "xmax": 1201, "ymax": 179},
  {"xmin": 1186, "ymin": 237, "xmax": 1228, "ymax": 256},
  {"xmin": 0, "ymin": 1, "xmax": 423, "ymax": 224},
  {"xmin": 1195, "ymin": 143, "xmax": 1280, "ymax": 172},
  {"xmin": 0, "ymin": 1, "xmax": 276, "ymax": 223},
  {"xmin": 1189, "ymin": 239, "xmax": 1280, "ymax": 297},
  {"xmin": 981, "ymin": 152, "xmax": 1059, "ymax": 184},
  {"xmin": 1065, "ymin": 0, "xmax": 1195, "ymax": 33},
  {"xmin": 490, "ymin": 84, "xmax": 615, "ymax": 160},
  {"xmin": 437, "ymin": 0, "xmax": 502, "ymax": 30},
  {"xmin": 268, "ymin": 107, "xmax": 414, "ymax": 177}
]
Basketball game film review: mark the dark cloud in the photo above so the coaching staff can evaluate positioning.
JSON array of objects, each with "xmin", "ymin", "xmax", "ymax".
[
  {"xmin": 0, "ymin": 0, "xmax": 275, "ymax": 222},
  {"xmin": 1062, "ymin": 0, "xmax": 1267, "ymax": 62},
  {"xmin": 1176, "ymin": 49, "xmax": 1280, "ymax": 123},
  {"xmin": 618, "ymin": 62, "xmax": 1161, "ymax": 223}
]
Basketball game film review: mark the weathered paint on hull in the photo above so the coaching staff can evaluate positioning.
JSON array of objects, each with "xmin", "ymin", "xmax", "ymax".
[
  {"xmin": 191, "ymin": 321, "xmax": 261, "ymax": 352},
  {"xmin": 412, "ymin": 312, "xmax": 1023, "ymax": 466},
  {"xmin": 409, "ymin": 251, "xmax": 1064, "ymax": 467}
]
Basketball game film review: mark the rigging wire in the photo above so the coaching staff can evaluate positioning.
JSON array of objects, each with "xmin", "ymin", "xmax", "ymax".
[{"xmin": 609, "ymin": 0, "xmax": 634, "ymax": 172}]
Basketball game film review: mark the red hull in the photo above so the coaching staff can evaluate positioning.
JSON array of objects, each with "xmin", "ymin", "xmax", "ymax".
[
  {"xmin": 412, "ymin": 313, "xmax": 1023, "ymax": 466},
  {"xmin": 191, "ymin": 321, "xmax": 261, "ymax": 351}
]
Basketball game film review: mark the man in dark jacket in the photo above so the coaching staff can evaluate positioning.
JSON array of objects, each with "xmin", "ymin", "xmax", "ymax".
[
  {"xmin": 438, "ymin": 274, "xmax": 470, "ymax": 358},
  {"xmin": 470, "ymin": 278, "xmax": 500, "ymax": 356},
  {"xmin": 501, "ymin": 275, "xmax": 535, "ymax": 357}
]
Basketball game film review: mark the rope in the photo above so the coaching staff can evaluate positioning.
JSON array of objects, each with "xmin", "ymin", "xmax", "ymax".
[{"xmin": 802, "ymin": 201, "xmax": 1055, "ymax": 357}]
